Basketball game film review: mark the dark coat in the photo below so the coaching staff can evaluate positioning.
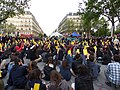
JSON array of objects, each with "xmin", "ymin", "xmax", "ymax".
[
  {"xmin": 25, "ymin": 79, "xmax": 46, "ymax": 90},
  {"xmin": 43, "ymin": 65, "xmax": 55, "ymax": 81},
  {"xmin": 7, "ymin": 65, "xmax": 28, "ymax": 89},
  {"xmin": 75, "ymin": 75, "xmax": 94, "ymax": 90}
]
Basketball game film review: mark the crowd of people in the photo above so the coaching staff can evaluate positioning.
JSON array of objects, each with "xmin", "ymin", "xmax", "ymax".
[{"xmin": 0, "ymin": 34, "xmax": 120, "ymax": 90}]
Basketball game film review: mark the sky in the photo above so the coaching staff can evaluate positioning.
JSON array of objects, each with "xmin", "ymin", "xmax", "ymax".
[{"xmin": 29, "ymin": 0, "xmax": 81, "ymax": 36}]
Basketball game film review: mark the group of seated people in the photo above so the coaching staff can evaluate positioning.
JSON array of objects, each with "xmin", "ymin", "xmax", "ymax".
[
  {"xmin": 0, "ymin": 49, "xmax": 101, "ymax": 90},
  {"xmin": 0, "ymin": 37, "xmax": 120, "ymax": 90}
]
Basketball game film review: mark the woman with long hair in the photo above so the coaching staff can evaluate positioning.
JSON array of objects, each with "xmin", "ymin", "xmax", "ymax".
[{"xmin": 48, "ymin": 70, "xmax": 70, "ymax": 90}]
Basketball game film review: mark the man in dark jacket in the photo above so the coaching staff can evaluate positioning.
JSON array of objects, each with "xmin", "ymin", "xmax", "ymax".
[
  {"xmin": 7, "ymin": 58, "xmax": 28, "ymax": 89},
  {"xmin": 75, "ymin": 65, "xmax": 94, "ymax": 90}
]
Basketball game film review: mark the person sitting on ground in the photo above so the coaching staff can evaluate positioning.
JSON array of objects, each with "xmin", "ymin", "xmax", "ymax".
[
  {"xmin": 105, "ymin": 54, "xmax": 120, "ymax": 86},
  {"xmin": 48, "ymin": 70, "xmax": 70, "ymax": 90},
  {"xmin": 71, "ymin": 53, "xmax": 84, "ymax": 76},
  {"xmin": 7, "ymin": 58, "xmax": 28, "ymax": 89},
  {"xmin": 27, "ymin": 61, "xmax": 38, "ymax": 73},
  {"xmin": 87, "ymin": 55, "xmax": 100, "ymax": 79},
  {"xmin": 43, "ymin": 56, "xmax": 56, "ymax": 81},
  {"xmin": 7, "ymin": 55, "xmax": 16, "ymax": 73},
  {"xmin": 25, "ymin": 68, "xmax": 46, "ymax": 90},
  {"xmin": 59, "ymin": 60, "xmax": 71, "ymax": 81},
  {"xmin": 74, "ymin": 64, "xmax": 94, "ymax": 90},
  {"xmin": 102, "ymin": 47, "xmax": 111, "ymax": 65}
]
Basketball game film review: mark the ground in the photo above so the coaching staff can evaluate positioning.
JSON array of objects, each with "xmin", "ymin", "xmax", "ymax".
[{"xmin": 3, "ymin": 58, "xmax": 120, "ymax": 90}]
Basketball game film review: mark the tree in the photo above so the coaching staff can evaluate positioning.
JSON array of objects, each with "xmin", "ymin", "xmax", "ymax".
[
  {"xmin": 84, "ymin": 0, "xmax": 120, "ymax": 36},
  {"xmin": 78, "ymin": 1, "xmax": 100, "ymax": 38},
  {"xmin": 0, "ymin": 0, "xmax": 30, "ymax": 23},
  {"xmin": 5, "ymin": 23, "xmax": 16, "ymax": 33},
  {"xmin": 94, "ymin": 17, "xmax": 109, "ymax": 37},
  {"xmin": 115, "ymin": 29, "xmax": 120, "ymax": 34},
  {"xmin": 62, "ymin": 19, "xmax": 76, "ymax": 33}
]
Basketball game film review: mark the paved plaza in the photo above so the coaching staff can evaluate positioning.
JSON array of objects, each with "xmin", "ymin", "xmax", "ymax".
[{"xmin": 3, "ymin": 58, "xmax": 120, "ymax": 90}]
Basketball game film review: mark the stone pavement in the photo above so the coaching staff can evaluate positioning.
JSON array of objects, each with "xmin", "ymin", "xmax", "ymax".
[{"xmin": 3, "ymin": 59, "xmax": 120, "ymax": 90}]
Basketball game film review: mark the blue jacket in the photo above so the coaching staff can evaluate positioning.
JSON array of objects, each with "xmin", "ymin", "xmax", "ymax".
[
  {"xmin": 87, "ymin": 61, "xmax": 100, "ymax": 79},
  {"xmin": 60, "ymin": 66, "xmax": 71, "ymax": 81}
]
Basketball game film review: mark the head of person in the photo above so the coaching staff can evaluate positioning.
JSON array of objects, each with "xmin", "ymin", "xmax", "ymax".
[
  {"xmin": 77, "ymin": 64, "xmax": 90, "ymax": 76},
  {"xmin": 47, "ymin": 56, "xmax": 55, "ymax": 68},
  {"xmin": 14, "ymin": 57, "xmax": 23, "ymax": 66},
  {"xmin": 74, "ymin": 53, "xmax": 80, "ymax": 60},
  {"xmin": 50, "ymin": 70, "xmax": 62, "ymax": 85},
  {"xmin": 89, "ymin": 55, "xmax": 94, "ymax": 62},
  {"xmin": 10, "ymin": 54, "xmax": 17, "ymax": 62},
  {"xmin": 28, "ymin": 68, "xmax": 42, "ymax": 80},
  {"xmin": 62, "ymin": 60, "xmax": 68, "ymax": 68},
  {"xmin": 28, "ymin": 61, "xmax": 38, "ymax": 72},
  {"xmin": 113, "ymin": 54, "xmax": 120, "ymax": 62},
  {"xmin": 87, "ymin": 47, "xmax": 95, "ymax": 55}
]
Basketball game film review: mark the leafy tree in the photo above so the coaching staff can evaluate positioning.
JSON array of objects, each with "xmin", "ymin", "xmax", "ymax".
[
  {"xmin": 83, "ymin": 0, "xmax": 120, "ymax": 36},
  {"xmin": 39, "ymin": 33, "xmax": 44, "ymax": 38},
  {"xmin": 0, "ymin": 0, "xmax": 30, "ymax": 23},
  {"xmin": 5, "ymin": 23, "xmax": 16, "ymax": 33},
  {"xmin": 62, "ymin": 19, "xmax": 76, "ymax": 33},
  {"xmin": 78, "ymin": 1, "xmax": 100, "ymax": 38},
  {"xmin": 94, "ymin": 17, "xmax": 109, "ymax": 36},
  {"xmin": 115, "ymin": 29, "xmax": 120, "ymax": 34}
]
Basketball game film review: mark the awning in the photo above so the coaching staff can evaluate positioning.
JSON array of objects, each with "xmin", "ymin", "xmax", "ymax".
[{"xmin": 21, "ymin": 34, "xmax": 33, "ymax": 38}]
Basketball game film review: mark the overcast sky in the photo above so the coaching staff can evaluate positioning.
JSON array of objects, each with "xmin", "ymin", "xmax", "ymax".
[{"xmin": 29, "ymin": 0, "xmax": 81, "ymax": 35}]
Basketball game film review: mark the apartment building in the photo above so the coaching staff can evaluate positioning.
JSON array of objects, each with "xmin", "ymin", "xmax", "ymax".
[
  {"xmin": 7, "ymin": 11, "xmax": 43, "ymax": 37},
  {"xmin": 57, "ymin": 12, "xmax": 82, "ymax": 33}
]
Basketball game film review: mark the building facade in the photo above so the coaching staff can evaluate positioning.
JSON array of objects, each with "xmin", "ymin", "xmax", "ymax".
[
  {"xmin": 6, "ymin": 11, "xmax": 43, "ymax": 37},
  {"xmin": 57, "ymin": 12, "xmax": 82, "ymax": 33}
]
